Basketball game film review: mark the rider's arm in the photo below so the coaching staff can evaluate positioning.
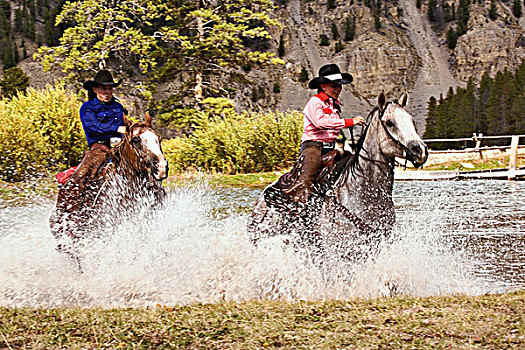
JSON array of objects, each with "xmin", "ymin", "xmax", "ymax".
[
  {"xmin": 80, "ymin": 103, "xmax": 123, "ymax": 135},
  {"xmin": 305, "ymin": 97, "xmax": 363, "ymax": 129}
]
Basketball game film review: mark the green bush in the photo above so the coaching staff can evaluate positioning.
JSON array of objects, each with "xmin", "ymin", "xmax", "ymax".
[
  {"xmin": 162, "ymin": 110, "xmax": 303, "ymax": 174},
  {"xmin": 0, "ymin": 67, "xmax": 29, "ymax": 98},
  {"xmin": 0, "ymin": 85, "xmax": 84, "ymax": 181}
]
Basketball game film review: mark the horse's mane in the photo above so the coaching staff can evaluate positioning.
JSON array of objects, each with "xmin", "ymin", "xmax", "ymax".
[
  {"xmin": 331, "ymin": 106, "xmax": 379, "ymax": 187},
  {"xmin": 108, "ymin": 122, "xmax": 150, "ymax": 165}
]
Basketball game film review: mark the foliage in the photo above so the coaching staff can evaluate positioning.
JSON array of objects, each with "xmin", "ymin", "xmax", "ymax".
[
  {"xmin": 299, "ymin": 67, "xmax": 309, "ymax": 82},
  {"xmin": 278, "ymin": 34, "xmax": 285, "ymax": 57},
  {"xmin": 424, "ymin": 61, "xmax": 525, "ymax": 149},
  {"xmin": 344, "ymin": 14, "xmax": 356, "ymax": 41},
  {"xmin": 0, "ymin": 67, "xmax": 30, "ymax": 98},
  {"xmin": 512, "ymin": 0, "xmax": 522, "ymax": 17},
  {"xmin": 35, "ymin": 0, "xmax": 283, "ymax": 107},
  {"xmin": 331, "ymin": 22, "xmax": 339, "ymax": 40},
  {"xmin": 447, "ymin": 27, "xmax": 458, "ymax": 50},
  {"xmin": 320, "ymin": 34, "xmax": 330, "ymax": 46},
  {"xmin": 162, "ymin": 110, "xmax": 303, "ymax": 174},
  {"xmin": 0, "ymin": 85, "xmax": 84, "ymax": 181},
  {"xmin": 488, "ymin": 0, "xmax": 498, "ymax": 20},
  {"xmin": 335, "ymin": 41, "xmax": 344, "ymax": 53}
]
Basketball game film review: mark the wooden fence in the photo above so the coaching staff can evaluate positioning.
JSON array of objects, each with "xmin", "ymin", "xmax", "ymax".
[{"xmin": 422, "ymin": 134, "xmax": 524, "ymax": 180}]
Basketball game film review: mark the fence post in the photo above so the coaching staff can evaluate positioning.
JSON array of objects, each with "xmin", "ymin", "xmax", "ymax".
[
  {"xmin": 508, "ymin": 136, "xmax": 519, "ymax": 180},
  {"xmin": 474, "ymin": 133, "xmax": 483, "ymax": 160}
]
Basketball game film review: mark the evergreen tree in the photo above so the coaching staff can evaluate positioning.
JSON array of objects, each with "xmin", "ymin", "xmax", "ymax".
[
  {"xmin": 331, "ymin": 22, "xmax": 339, "ymax": 40},
  {"xmin": 456, "ymin": 0, "xmax": 470, "ymax": 36},
  {"xmin": 344, "ymin": 14, "xmax": 356, "ymax": 41},
  {"xmin": 447, "ymin": 27, "xmax": 458, "ymax": 49},
  {"xmin": 320, "ymin": 34, "xmax": 330, "ymax": 46},
  {"xmin": 278, "ymin": 34, "xmax": 285, "ymax": 57},
  {"xmin": 299, "ymin": 67, "xmax": 309, "ymax": 82},
  {"xmin": 335, "ymin": 41, "xmax": 344, "ymax": 53},
  {"xmin": 424, "ymin": 96, "xmax": 438, "ymax": 138},
  {"xmin": 427, "ymin": 0, "xmax": 437, "ymax": 21},
  {"xmin": 512, "ymin": 0, "xmax": 522, "ymax": 17},
  {"xmin": 477, "ymin": 71, "xmax": 493, "ymax": 134},
  {"xmin": 488, "ymin": 0, "xmax": 497, "ymax": 20}
]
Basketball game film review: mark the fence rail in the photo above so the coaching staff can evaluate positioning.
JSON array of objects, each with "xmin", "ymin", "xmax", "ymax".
[{"xmin": 421, "ymin": 134, "xmax": 523, "ymax": 180}]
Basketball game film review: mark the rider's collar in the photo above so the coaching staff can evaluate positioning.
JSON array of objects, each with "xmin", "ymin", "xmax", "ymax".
[{"xmin": 314, "ymin": 91, "xmax": 342, "ymax": 106}]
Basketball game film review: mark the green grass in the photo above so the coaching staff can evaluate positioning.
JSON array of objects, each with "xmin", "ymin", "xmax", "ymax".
[
  {"xmin": 0, "ymin": 290, "xmax": 523, "ymax": 349},
  {"xmin": 166, "ymin": 171, "xmax": 283, "ymax": 188}
]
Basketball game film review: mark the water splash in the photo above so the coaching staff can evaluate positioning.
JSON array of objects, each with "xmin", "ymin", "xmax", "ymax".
[{"xmin": 0, "ymin": 181, "xmax": 522, "ymax": 308}]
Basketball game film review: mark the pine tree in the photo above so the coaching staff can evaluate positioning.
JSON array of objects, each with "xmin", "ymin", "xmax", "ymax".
[
  {"xmin": 488, "ymin": 0, "xmax": 497, "ymax": 20},
  {"xmin": 299, "ymin": 67, "xmax": 309, "ymax": 82},
  {"xmin": 512, "ymin": 0, "xmax": 522, "ymax": 17},
  {"xmin": 477, "ymin": 71, "xmax": 493, "ymax": 134},
  {"xmin": 331, "ymin": 22, "xmax": 339, "ymax": 40},
  {"xmin": 320, "ymin": 34, "xmax": 330, "ymax": 46},
  {"xmin": 278, "ymin": 34, "xmax": 285, "ymax": 57},
  {"xmin": 447, "ymin": 27, "xmax": 458, "ymax": 49},
  {"xmin": 344, "ymin": 14, "xmax": 356, "ymax": 41},
  {"xmin": 427, "ymin": 0, "xmax": 437, "ymax": 21},
  {"xmin": 424, "ymin": 96, "xmax": 438, "ymax": 138}
]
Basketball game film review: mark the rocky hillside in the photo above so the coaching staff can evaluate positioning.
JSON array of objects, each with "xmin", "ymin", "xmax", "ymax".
[
  {"xmin": 237, "ymin": 0, "xmax": 525, "ymax": 133},
  {"xmin": 9, "ymin": 0, "xmax": 525, "ymax": 133}
]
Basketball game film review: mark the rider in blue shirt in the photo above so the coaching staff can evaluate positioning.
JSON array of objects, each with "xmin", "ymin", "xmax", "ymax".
[
  {"xmin": 64, "ymin": 70, "xmax": 127, "ymax": 203},
  {"xmin": 80, "ymin": 69, "xmax": 127, "ymax": 149}
]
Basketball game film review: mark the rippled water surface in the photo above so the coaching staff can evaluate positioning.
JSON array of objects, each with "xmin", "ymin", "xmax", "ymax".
[{"xmin": 0, "ymin": 179, "xmax": 523, "ymax": 308}]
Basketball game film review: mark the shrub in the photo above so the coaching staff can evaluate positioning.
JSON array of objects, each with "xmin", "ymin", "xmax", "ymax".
[
  {"xmin": 162, "ymin": 110, "xmax": 303, "ymax": 175},
  {"xmin": 0, "ymin": 67, "xmax": 29, "ymax": 98},
  {"xmin": 0, "ymin": 85, "xmax": 84, "ymax": 181}
]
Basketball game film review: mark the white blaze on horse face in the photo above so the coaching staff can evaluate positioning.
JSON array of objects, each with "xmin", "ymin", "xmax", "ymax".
[{"xmin": 137, "ymin": 129, "xmax": 168, "ymax": 179}]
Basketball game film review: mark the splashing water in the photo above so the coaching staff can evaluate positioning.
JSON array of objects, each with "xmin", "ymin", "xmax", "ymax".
[{"xmin": 0, "ymin": 180, "xmax": 523, "ymax": 308}]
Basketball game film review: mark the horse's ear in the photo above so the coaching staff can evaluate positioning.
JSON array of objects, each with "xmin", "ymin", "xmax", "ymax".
[
  {"xmin": 399, "ymin": 92, "xmax": 409, "ymax": 107},
  {"xmin": 123, "ymin": 113, "xmax": 132, "ymax": 131},
  {"xmin": 378, "ymin": 92, "xmax": 386, "ymax": 110},
  {"xmin": 145, "ymin": 111, "xmax": 152, "ymax": 127}
]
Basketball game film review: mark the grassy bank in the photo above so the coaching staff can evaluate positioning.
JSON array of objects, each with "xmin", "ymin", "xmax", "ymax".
[{"xmin": 0, "ymin": 290, "xmax": 523, "ymax": 349}]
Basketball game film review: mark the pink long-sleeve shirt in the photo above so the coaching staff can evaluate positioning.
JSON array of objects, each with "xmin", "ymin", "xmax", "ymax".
[{"xmin": 301, "ymin": 91, "xmax": 355, "ymax": 143}]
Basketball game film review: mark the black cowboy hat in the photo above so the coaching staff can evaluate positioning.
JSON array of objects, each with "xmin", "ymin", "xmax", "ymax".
[
  {"xmin": 308, "ymin": 63, "xmax": 353, "ymax": 89},
  {"xmin": 83, "ymin": 69, "xmax": 123, "ymax": 91}
]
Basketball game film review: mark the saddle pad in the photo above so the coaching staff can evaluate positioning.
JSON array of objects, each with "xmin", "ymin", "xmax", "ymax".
[{"xmin": 55, "ymin": 166, "xmax": 78, "ymax": 184}]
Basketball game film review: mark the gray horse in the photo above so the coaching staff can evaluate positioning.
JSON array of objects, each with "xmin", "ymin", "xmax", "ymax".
[{"xmin": 247, "ymin": 92, "xmax": 428, "ymax": 261}]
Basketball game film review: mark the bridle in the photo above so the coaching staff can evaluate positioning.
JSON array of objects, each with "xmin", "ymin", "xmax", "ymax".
[{"xmin": 355, "ymin": 100, "xmax": 410, "ymax": 168}]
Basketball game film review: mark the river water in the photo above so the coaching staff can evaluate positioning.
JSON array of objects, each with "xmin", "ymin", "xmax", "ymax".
[{"xmin": 0, "ymin": 179, "xmax": 523, "ymax": 308}]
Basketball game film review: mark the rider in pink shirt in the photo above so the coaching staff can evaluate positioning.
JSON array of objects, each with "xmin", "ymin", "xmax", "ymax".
[{"xmin": 289, "ymin": 64, "xmax": 364, "ymax": 203}]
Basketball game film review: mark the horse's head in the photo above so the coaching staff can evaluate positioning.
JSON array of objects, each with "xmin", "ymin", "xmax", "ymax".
[
  {"xmin": 120, "ymin": 112, "xmax": 169, "ymax": 181},
  {"xmin": 373, "ymin": 92, "xmax": 428, "ymax": 168}
]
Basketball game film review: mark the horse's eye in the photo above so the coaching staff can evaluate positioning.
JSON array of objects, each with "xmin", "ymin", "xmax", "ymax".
[
  {"xmin": 385, "ymin": 120, "xmax": 395, "ymax": 127},
  {"xmin": 132, "ymin": 136, "xmax": 141, "ymax": 145}
]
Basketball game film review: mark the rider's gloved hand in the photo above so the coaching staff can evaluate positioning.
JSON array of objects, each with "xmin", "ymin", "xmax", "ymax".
[{"xmin": 352, "ymin": 116, "xmax": 365, "ymax": 125}]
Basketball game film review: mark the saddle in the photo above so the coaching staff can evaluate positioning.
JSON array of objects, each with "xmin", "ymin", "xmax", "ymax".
[{"xmin": 264, "ymin": 150, "xmax": 352, "ymax": 211}]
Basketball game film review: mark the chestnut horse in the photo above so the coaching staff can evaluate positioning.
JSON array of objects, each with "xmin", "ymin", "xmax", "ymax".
[{"xmin": 50, "ymin": 113, "xmax": 168, "ymax": 268}]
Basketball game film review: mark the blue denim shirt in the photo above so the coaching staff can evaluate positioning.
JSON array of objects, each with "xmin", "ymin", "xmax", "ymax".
[{"xmin": 79, "ymin": 97, "xmax": 125, "ymax": 147}]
